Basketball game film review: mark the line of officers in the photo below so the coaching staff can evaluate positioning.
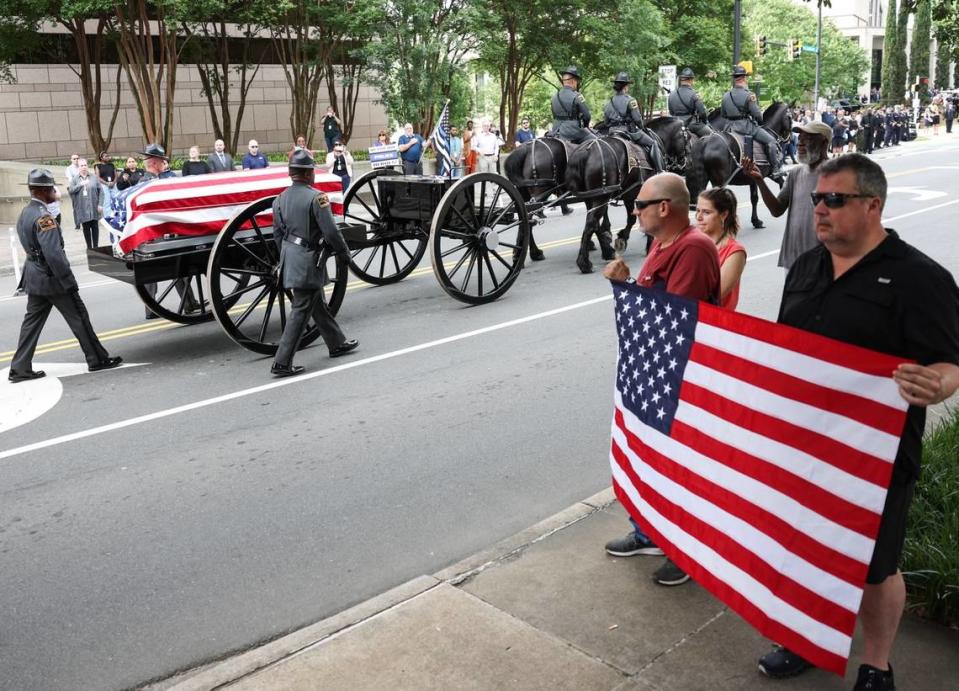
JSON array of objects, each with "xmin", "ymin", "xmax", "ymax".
[{"xmin": 548, "ymin": 64, "xmax": 782, "ymax": 177}]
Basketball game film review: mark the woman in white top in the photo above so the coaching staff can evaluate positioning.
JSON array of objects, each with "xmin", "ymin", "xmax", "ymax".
[{"xmin": 325, "ymin": 139, "xmax": 354, "ymax": 191}]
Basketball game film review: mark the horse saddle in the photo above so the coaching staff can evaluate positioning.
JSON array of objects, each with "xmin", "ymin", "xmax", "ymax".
[
  {"xmin": 721, "ymin": 131, "xmax": 770, "ymax": 171},
  {"xmin": 617, "ymin": 139, "xmax": 652, "ymax": 173}
]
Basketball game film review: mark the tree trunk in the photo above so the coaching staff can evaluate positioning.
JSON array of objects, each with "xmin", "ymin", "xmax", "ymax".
[{"xmin": 62, "ymin": 17, "xmax": 121, "ymax": 155}]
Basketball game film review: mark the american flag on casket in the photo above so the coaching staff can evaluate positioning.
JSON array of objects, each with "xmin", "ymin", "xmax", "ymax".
[
  {"xmin": 609, "ymin": 281, "xmax": 911, "ymax": 676},
  {"xmin": 106, "ymin": 168, "xmax": 344, "ymax": 255}
]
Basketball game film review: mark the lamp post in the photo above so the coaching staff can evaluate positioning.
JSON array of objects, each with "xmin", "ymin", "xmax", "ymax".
[
  {"xmin": 814, "ymin": 1, "xmax": 823, "ymax": 115},
  {"xmin": 733, "ymin": 0, "xmax": 742, "ymax": 64}
]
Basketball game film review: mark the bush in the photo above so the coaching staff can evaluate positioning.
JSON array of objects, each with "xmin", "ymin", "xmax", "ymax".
[{"xmin": 902, "ymin": 405, "xmax": 959, "ymax": 627}]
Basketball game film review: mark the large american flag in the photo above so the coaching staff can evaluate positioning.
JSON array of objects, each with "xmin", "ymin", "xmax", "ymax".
[
  {"xmin": 106, "ymin": 168, "xmax": 344, "ymax": 255},
  {"xmin": 430, "ymin": 100, "xmax": 452, "ymax": 178},
  {"xmin": 609, "ymin": 282, "xmax": 910, "ymax": 676}
]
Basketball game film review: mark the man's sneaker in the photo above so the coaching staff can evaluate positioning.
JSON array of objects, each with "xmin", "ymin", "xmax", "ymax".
[
  {"xmin": 653, "ymin": 558, "xmax": 690, "ymax": 586},
  {"xmin": 758, "ymin": 646, "xmax": 811, "ymax": 678},
  {"xmin": 604, "ymin": 532, "xmax": 664, "ymax": 557},
  {"xmin": 853, "ymin": 664, "xmax": 896, "ymax": 691}
]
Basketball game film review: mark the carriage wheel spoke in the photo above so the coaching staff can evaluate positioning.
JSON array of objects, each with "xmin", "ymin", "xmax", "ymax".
[
  {"xmin": 194, "ymin": 275, "xmax": 207, "ymax": 312},
  {"xmin": 258, "ymin": 288, "xmax": 278, "ymax": 342},
  {"xmin": 476, "ymin": 247, "xmax": 484, "ymax": 294},
  {"xmin": 478, "ymin": 182, "xmax": 487, "ymax": 224},
  {"xmin": 487, "ymin": 199, "xmax": 512, "ymax": 228},
  {"xmin": 441, "ymin": 241, "xmax": 470, "ymax": 258},
  {"xmin": 250, "ymin": 218, "xmax": 276, "ymax": 263},
  {"xmin": 156, "ymin": 280, "xmax": 177, "ymax": 304},
  {"xmin": 484, "ymin": 186, "xmax": 503, "ymax": 225},
  {"xmin": 460, "ymin": 249, "xmax": 478, "ymax": 292},
  {"xmin": 497, "ymin": 240, "xmax": 521, "ymax": 250},
  {"xmin": 176, "ymin": 279, "xmax": 191, "ymax": 314},
  {"xmin": 482, "ymin": 250, "xmax": 500, "ymax": 289},
  {"xmin": 490, "ymin": 249, "xmax": 513, "ymax": 271},
  {"xmin": 361, "ymin": 246, "xmax": 380, "ymax": 273},
  {"xmin": 234, "ymin": 284, "xmax": 271, "ymax": 327},
  {"xmin": 219, "ymin": 266, "xmax": 270, "ymax": 278},
  {"xmin": 396, "ymin": 240, "xmax": 415, "ymax": 261},
  {"xmin": 378, "ymin": 242, "xmax": 387, "ymax": 276},
  {"xmin": 230, "ymin": 236, "xmax": 272, "ymax": 268},
  {"xmin": 355, "ymin": 194, "xmax": 379, "ymax": 219},
  {"xmin": 389, "ymin": 242, "xmax": 401, "ymax": 274},
  {"xmin": 449, "ymin": 205, "xmax": 475, "ymax": 233},
  {"xmin": 222, "ymin": 279, "xmax": 268, "ymax": 301},
  {"xmin": 446, "ymin": 246, "xmax": 473, "ymax": 279}
]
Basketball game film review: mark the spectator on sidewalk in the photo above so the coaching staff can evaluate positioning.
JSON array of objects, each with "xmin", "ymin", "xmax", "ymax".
[
  {"xmin": 462, "ymin": 120, "xmax": 476, "ymax": 174},
  {"xmin": 68, "ymin": 158, "xmax": 102, "ymax": 249},
  {"xmin": 181, "ymin": 146, "xmax": 212, "ymax": 176},
  {"xmin": 321, "ymin": 107, "xmax": 343, "ymax": 152},
  {"xmin": 242, "ymin": 140, "xmax": 269, "ymax": 170},
  {"xmin": 373, "ymin": 130, "xmax": 392, "ymax": 147},
  {"xmin": 756, "ymin": 153, "xmax": 959, "ymax": 691},
  {"xmin": 397, "ymin": 123, "xmax": 428, "ymax": 175},
  {"xmin": 288, "ymin": 134, "xmax": 318, "ymax": 160},
  {"xmin": 742, "ymin": 120, "xmax": 831, "ymax": 270},
  {"xmin": 514, "ymin": 117, "xmax": 535, "ymax": 147},
  {"xmin": 945, "ymin": 99, "xmax": 955, "ymax": 134},
  {"xmin": 602, "ymin": 172, "xmax": 720, "ymax": 588},
  {"xmin": 65, "ymin": 154, "xmax": 80, "ymax": 229},
  {"xmin": 326, "ymin": 139, "xmax": 353, "ymax": 191},
  {"xmin": 207, "ymin": 139, "xmax": 235, "ymax": 172},
  {"xmin": 472, "ymin": 119, "xmax": 503, "ymax": 174},
  {"xmin": 695, "ymin": 187, "xmax": 746, "ymax": 310},
  {"xmin": 116, "ymin": 157, "xmax": 144, "ymax": 191},
  {"xmin": 94, "ymin": 151, "xmax": 116, "ymax": 219},
  {"xmin": 449, "ymin": 125, "xmax": 464, "ymax": 178}
]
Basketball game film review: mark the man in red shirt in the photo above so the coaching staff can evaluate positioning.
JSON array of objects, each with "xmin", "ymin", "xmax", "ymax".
[{"xmin": 603, "ymin": 172, "xmax": 720, "ymax": 586}]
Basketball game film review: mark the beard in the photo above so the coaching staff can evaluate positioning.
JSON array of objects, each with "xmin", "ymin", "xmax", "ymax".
[{"xmin": 798, "ymin": 142, "xmax": 825, "ymax": 165}]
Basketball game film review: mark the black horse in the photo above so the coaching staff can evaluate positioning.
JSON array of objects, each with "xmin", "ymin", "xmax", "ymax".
[
  {"xmin": 694, "ymin": 101, "xmax": 792, "ymax": 228},
  {"xmin": 565, "ymin": 135, "xmax": 652, "ymax": 273}
]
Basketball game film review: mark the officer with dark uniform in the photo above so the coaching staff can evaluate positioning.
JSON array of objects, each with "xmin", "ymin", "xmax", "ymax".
[
  {"xmin": 271, "ymin": 150, "xmax": 358, "ymax": 377},
  {"xmin": 720, "ymin": 65, "xmax": 782, "ymax": 177},
  {"xmin": 550, "ymin": 66, "xmax": 595, "ymax": 144},
  {"xmin": 668, "ymin": 67, "xmax": 713, "ymax": 138},
  {"xmin": 8, "ymin": 169, "xmax": 122, "ymax": 382},
  {"xmin": 603, "ymin": 71, "xmax": 665, "ymax": 172}
]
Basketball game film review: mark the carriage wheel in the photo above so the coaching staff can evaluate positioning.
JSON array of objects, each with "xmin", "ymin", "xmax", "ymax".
[
  {"xmin": 136, "ymin": 272, "xmax": 215, "ymax": 325},
  {"xmin": 343, "ymin": 168, "xmax": 429, "ymax": 285},
  {"xmin": 206, "ymin": 196, "xmax": 348, "ymax": 355},
  {"xmin": 429, "ymin": 173, "xmax": 530, "ymax": 304}
]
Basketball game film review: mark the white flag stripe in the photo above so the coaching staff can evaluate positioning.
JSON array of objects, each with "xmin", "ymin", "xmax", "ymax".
[
  {"xmin": 135, "ymin": 177, "xmax": 344, "ymax": 207},
  {"xmin": 683, "ymin": 361, "xmax": 902, "ymax": 462},
  {"xmin": 673, "ymin": 399, "xmax": 888, "ymax": 514},
  {"xmin": 615, "ymin": 395, "xmax": 877, "ymax": 566},
  {"xmin": 610, "ymin": 460, "xmax": 855, "ymax": 656},
  {"xmin": 694, "ymin": 321, "xmax": 907, "ymax": 412}
]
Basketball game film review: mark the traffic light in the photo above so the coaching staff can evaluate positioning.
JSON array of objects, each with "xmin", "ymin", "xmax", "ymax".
[
  {"xmin": 791, "ymin": 40, "xmax": 802, "ymax": 60},
  {"xmin": 785, "ymin": 40, "xmax": 794, "ymax": 61},
  {"xmin": 757, "ymin": 35, "xmax": 768, "ymax": 58}
]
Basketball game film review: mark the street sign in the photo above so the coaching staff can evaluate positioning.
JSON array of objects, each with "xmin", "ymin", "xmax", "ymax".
[
  {"xmin": 658, "ymin": 65, "xmax": 677, "ymax": 93},
  {"xmin": 801, "ymin": 45, "xmax": 819, "ymax": 54},
  {"xmin": 368, "ymin": 144, "xmax": 400, "ymax": 169}
]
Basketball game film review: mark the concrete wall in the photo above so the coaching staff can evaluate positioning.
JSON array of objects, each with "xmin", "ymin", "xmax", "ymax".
[{"xmin": 0, "ymin": 64, "xmax": 389, "ymax": 161}]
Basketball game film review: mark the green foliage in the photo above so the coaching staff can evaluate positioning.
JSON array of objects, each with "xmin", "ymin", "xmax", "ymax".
[
  {"xmin": 910, "ymin": 0, "xmax": 933, "ymax": 103},
  {"xmin": 903, "ymin": 406, "xmax": 959, "ymax": 627},
  {"xmin": 882, "ymin": 0, "xmax": 900, "ymax": 104},
  {"xmin": 890, "ymin": 0, "xmax": 912, "ymax": 104},
  {"xmin": 934, "ymin": 33, "xmax": 952, "ymax": 89},
  {"xmin": 743, "ymin": 0, "xmax": 869, "ymax": 104}
]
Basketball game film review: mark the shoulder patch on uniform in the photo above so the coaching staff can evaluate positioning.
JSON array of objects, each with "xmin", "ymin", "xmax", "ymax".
[
  {"xmin": 37, "ymin": 215, "xmax": 57, "ymax": 232},
  {"xmin": 315, "ymin": 192, "xmax": 330, "ymax": 208},
  {"xmin": 748, "ymin": 93, "xmax": 757, "ymax": 102},
  {"xmin": 576, "ymin": 94, "xmax": 585, "ymax": 103},
  {"xmin": 629, "ymin": 99, "xmax": 638, "ymax": 109}
]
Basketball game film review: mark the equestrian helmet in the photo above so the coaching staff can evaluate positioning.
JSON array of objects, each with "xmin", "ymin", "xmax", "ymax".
[
  {"xmin": 288, "ymin": 149, "xmax": 316, "ymax": 170},
  {"xmin": 679, "ymin": 67, "xmax": 695, "ymax": 80},
  {"xmin": 561, "ymin": 66, "xmax": 581, "ymax": 81},
  {"xmin": 612, "ymin": 72, "xmax": 633, "ymax": 85},
  {"xmin": 139, "ymin": 143, "xmax": 169, "ymax": 161},
  {"xmin": 732, "ymin": 65, "xmax": 750, "ymax": 78},
  {"xmin": 25, "ymin": 168, "xmax": 56, "ymax": 187}
]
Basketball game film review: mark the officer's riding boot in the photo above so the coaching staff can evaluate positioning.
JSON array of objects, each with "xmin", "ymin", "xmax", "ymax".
[
  {"xmin": 648, "ymin": 142, "xmax": 665, "ymax": 173},
  {"xmin": 766, "ymin": 142, "xmax": 783, "ymax": 180}
]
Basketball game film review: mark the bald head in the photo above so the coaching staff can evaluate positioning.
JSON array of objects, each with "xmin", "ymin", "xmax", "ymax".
[
  {"xmin": 643, "ymin": 173, "xmax": 689, "ymax": 213},
  {"xmin": 633, "ymin": 172, "xmax": 691, "ymax": 238}
]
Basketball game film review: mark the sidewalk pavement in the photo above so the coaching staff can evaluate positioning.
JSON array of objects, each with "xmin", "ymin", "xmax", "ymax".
[{"xmin": 150, "ymin": 489, "xmax": 959, "ymax": 691}]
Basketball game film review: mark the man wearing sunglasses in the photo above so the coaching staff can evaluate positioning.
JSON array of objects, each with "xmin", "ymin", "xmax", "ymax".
[
  {"xmin": 603, "ymin": 172, "xmax": 720, "ymax": 588},
  {"xmin": 757, "ymin": 153, "xmax": 959, "ymax": 690},
  {"xmin": 742, "ymin": 120, "xmax": 832, "ymax": 270},
  {"xmin": 242, "ymin": 140, "xmax": 268, "ymax": 170}
]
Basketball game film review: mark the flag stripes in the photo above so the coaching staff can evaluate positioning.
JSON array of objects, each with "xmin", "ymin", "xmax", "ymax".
[{"xmin": 431, "ymin": 100, "xmax": 452, "ymax": 177}]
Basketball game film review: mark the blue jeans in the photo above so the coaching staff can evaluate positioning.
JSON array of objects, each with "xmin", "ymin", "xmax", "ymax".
[
  {"xmin": 630, "ymin": 517, "xmax": 651, "ymax": 544},
  {"xmin": 338, "ymin": 174, "xmax": 350, "ymax": 192}
]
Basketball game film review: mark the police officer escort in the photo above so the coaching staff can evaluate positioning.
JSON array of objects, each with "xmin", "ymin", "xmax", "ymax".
[
  {"xmin": 720, "ymin": 65, "xmax": 783, "ymax": 178},
  {"xmin": 7, "ymin": 169, "xmax": 122, "ymax": 383},
  {"xmin": 668, "ymin": 67, "xmax": 713, "ymax": 138},
  {"xmin": 550, "ymin": 66, "xmax": 595, "ymax": 143},
  {"xmin": 603, "ymin": 71, "xmax": 665, "ymax": 173},
  {"xmin": 270, "ymin": 149, "xmax": 358, "ymax": 377}
]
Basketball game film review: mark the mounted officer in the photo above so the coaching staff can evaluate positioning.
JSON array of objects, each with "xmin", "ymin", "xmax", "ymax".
[
  {"xmin": 667, "ymin": 67, "xmax": 713, "ymax": 138},
  {"xmin": 270, "ymin": 149, "xmax": 358, "ymax": 377},
  {"xmin": 720, "ymin": 65, "xmax": 782, "ymax": 178},
  {"xmin": 8, "ymin": 169, "xmax": 122, "ymax": 382},
  {"xmin": 550, "ymin": 66, "xmax": 595, "ymax": 144},
  {"xmin": 603, "ymin": 71, "xmax": 664, "ymax": 172}
]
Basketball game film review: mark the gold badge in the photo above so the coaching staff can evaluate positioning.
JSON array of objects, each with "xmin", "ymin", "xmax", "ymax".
[
  {"xmin": 37, "ymin": 215, "xmax": 58, "ymax": 232},
  {"xmin": 316, "ymin": 192, "xmax": 330, "ymax": 208},
  {"xmin": 576, "ymin": 94, "xmax": 585, "ymax": 103},
  {"xmin": 749, "ymin": 93, "xmax": 757, "ymax": 102},
  {"xmin": 629, "ymin": 99, "xmax": 638, "ymax": 110}
]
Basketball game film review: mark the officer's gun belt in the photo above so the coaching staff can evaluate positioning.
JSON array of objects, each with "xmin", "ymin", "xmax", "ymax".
[
  {"xmin": 286, "ymin": 235, "xmax": 320, "ymax": 251},
  {"xmin": 554, "ymin": 117, "xmax": 578, "ymax": 121},
  {"xmin": 725, "ymin": 115, "xmax": 746, "ymax": 120}
]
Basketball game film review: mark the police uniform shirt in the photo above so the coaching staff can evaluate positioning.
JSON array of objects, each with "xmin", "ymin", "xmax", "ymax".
[
  {"xmin": 272, "ymin": 182, "xmax": 349, "ymax": 290},
  {"xmin": 17, "ymin": 198, "xmax": 79, "ymax": 295},
  {"xmin": 604, "ymin": 92, "xmax": 643, "ymax": 129},
  {"xmin": 721, "ymin": 86, "xmax": 761, "ymax": 122},
  {"xmin": 668, "ymin": 85, "xmax": 707, "ymax": 122},
  {"xmin": 552, "ymin": 86, "xmax": 591, "ymax": 128}
]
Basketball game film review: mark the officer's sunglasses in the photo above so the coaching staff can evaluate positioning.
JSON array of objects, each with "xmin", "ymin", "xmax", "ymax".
[
  {"xmin": 634, "ymin": 198, "xmax": 670, "ymax": 211},
  {"xmin": 810, "ymin": 192, "xmax": 873, "ymax": 208}
]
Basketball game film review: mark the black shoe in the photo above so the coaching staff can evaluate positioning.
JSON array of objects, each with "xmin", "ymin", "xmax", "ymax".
[
  {"xmin": 561, "ymin": 207, "xmax": 574, "ymax": 216},
  {"xmin": 605, "ymin": 532, "xmax": 664, "ymax": 557},
  {"xmin": 653, "ymin": 558, "xmax": 690, "ymax": 586},
  {"xmin": 758, "ymin": 646, "xmax": 812, "ymax": 678},
  {"xmin": 853, "ymin": 664, "xmax": 896, "ymax": 691},
  {"xmin": 88, "ymin": 356, "xmax": 123, "ymax": 372},
  {"xmin": 271, "ymin": 363, "xmax": 305, "ymax": 377},
  {"xmin": 145, "ymin": 312, "xmax": 159, "ymax": 320},
  {"xmin": 329, "ymin": 339, "xmax": 359, "ymax": 358},
  {"xmin": 8, "ymin": 369, "xmax": 46, "ymax": 383}
]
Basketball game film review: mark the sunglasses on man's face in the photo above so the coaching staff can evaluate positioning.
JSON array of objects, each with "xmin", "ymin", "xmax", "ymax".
[
  {"xmin": 634, "ymin": 198, "xmax": 670, "ymax": 211},
  {"xmin": 810, "ymin": 192, "xmax": 873, "ymax": 209}
]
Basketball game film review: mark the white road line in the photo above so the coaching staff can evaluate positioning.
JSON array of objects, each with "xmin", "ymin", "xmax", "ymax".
[
  {"xmin": 0, "ymin": 295, "xmax": 612, "ymax": 460},
  {"xmin": 0, "ymin": 278, "xmax": 118, "ymax": 302},
  {"xmin": 882, "ymin": 198, "xmax": 959, "ymax": 223}
]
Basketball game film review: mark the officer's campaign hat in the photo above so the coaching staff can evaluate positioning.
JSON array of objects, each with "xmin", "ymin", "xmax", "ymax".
[
  {"xmin": 680, "ymin": 67, "xmax": 696, "ymax": 80},
  {"xmin": 25, "ymin": 168, "xmax": 56, "ymax": 187},
  {"xmin": 612, "ymin": 72, "xmax": 633, "ymax": 85},
  {"xmin": 138, "ymin": 143, "xmax": 169, "ymax": 161},
  {"xmin": 732, "ymin": 65, "xmax": 750, "ymax": 78},
  {"xmin": 288, "ymin": 149, "xmax": 316, "ymax": 170},
  {"xmin": 560, "ymin": 66, "xmax": 581, "ymax": 81}
]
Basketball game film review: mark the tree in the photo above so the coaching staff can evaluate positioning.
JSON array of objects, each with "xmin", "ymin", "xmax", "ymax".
[
  {"xmin": 910, "ymin": 0, "xmax": 932, "ymax": 100},
  {"xmin": 889, "ymin": 0, "xmax": 913, "ymax": 104},
  {"xmin": 881, "ymin": 0, "xmax": 900, "ymax": 104},
  {"xmin": 934, "ymin": 29, "xmax": 952, "ymax": 89}
]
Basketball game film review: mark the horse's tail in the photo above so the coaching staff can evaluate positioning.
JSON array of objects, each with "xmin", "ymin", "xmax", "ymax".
[
  {"xmin": 503, "ymin": 142, "xmax": 526, "ymax": 185},
  {"xmin": 685, "ymin": 136, "xmax": 709, "ymax": 199}
]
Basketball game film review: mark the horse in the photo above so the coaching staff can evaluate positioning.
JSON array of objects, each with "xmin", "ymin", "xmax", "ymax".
[
  {"xmin": 565, "ymin": 135, "xmax": 653, "ymax": 273},
  {"xmin": 694, "ymin": 101, "xmax": 793, "ymax": 228}
]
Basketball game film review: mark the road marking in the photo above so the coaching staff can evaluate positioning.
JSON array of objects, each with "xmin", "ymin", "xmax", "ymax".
[
  {"xmin": 0, "ymin": 296, "xmax": 613, "ymax": 460},
  {"xmin": 886, "ymin": 186, "xmax": 947, "ymax": 201}
]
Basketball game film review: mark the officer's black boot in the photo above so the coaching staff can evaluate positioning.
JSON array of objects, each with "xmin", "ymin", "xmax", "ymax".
[
  {"xmin": 648, "ymin": 143, "xmax": 666, "ymax": 173},
  {"xmin": 766, "ymin": 144, "xmax": 784, "ymax": 181}
]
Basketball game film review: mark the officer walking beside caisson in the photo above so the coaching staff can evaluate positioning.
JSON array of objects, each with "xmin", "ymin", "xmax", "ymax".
[
  {"xmin": 550, "ymin": 66, "xmax": 595, "ymax": 144},
  {"xmin": 720, "ymin": 65, "xmax": 783, "ymax": 179},
  {"xmin": 668, "ymin": 67, "xmax": 714, "ymax": 138},
  {"xmin": 7, "ymin": 169, "xmax": 122, "ymax": 383},
  {"xmin": 604, "ymin": 71, "xmax": 665, "ymax": 173},
  {"xmin": 270, "ymin": 150, "xmax": 358, "ymax": 377}
]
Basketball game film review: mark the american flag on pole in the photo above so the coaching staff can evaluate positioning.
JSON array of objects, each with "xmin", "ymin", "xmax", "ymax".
[
  {"xmin": 609, "ymin": 282, "xmax": 910, "ymax": 676},
  {"xmin": 106, "ymin": 168, "xmax": 344, "ymax": 255},
  {"xmin": 431, "ymin": 100, "xmax": 452, "ymax": 178}
]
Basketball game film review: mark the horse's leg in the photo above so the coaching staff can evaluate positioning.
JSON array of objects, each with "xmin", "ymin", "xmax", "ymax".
[
  {"xmin": 528, "ymin": 188, "xmax": 545, "ymax": 261},
  {"xmin": 599, "ymin": 203, "xmax": 615, "ymax": 260},
  {"xmin": 750, "ymin": 181, "xmax": 764, "ymax": 229},
  {"xmin": 577, "ymin": 199, "xmax": 596, "ymax": 273}
]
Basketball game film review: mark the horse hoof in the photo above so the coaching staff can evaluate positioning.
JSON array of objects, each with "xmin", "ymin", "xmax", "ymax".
[
  {"xmin": 530, "ymin": 249, "xmax": 545, "ymax": 261},
  {"xmin": 587, "ymin": 240, "xmax": 597, "ymax": 251},
  {"xmin": 576, "ymin": 257, "xmax": 594, "ymax": 274},
  {"xmin": 752, "ymin": 221, "xmax": 765, "ymax": 229},
  {"xmin": 601, "ymin": 249, "xmax": 616, "ymax": 261},
  {"xmin": 614, "ymin": 238, "xmax": 627, "ymax": 253}
]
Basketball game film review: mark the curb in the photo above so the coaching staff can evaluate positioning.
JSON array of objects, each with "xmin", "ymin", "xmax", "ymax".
[{"xmin": 146, "ymin": 487, "xmax": 617, "ymax": 690}]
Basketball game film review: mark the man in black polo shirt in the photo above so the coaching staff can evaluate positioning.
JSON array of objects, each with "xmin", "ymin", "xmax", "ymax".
[{"xmin": 757, "ymin": 153, "xmax": 959, "ymax": 691}]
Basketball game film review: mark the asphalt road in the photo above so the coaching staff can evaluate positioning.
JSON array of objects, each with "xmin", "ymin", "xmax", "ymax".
[{"xmin": 2, "ymin": 140, "xmax": 958, "ymax": 690}]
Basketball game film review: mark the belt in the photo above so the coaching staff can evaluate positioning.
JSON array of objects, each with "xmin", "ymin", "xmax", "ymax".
[
  {"xmin": 554, "ymin": 117, "xmax": 577, "ymax": 121},
  {"xmin": 286, "ymin": 235, "xmax": 317, "ymax": 251},
  {"xmin": 482, "ymin": 153, "xmax": 497, "ymax": 157},
  {"xmin": 725, "ymin": 115, "xmax": 745, "ymax": 120}
]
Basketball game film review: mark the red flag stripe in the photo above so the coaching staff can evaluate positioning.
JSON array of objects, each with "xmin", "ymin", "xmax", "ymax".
[
  {"xmin": 689, "ymin": 341, "xmax": 905, "ymax": 437},
  {"xmin": 679, "ymin": 381, "xmax": 895, "ymax": 491},
  {"xmin": 612, "ymin": 481, "xmax": 849, "ymax": 676},
  {"xmin": 615, "ymin": 408, "xmax": 872, "ymax": 584},
  {"xmin": 130, "ymin": 180, "xmax": 343, "ymax": 213},
  {"xmin": 611, "ymin": 440, "xmax": 859, "ymax": 632}
]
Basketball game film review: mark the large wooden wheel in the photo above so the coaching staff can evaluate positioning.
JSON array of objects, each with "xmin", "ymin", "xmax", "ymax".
[
  {"xmin": 343, "ymin": 168, "xmax": 429, "ymax": 284},
  {"xmin": 206, "ymin": 196, "xmax": 348, "ymax": 355},
  {"xmin": 429, "ymin": 173, "xmax": 530, "ymax": 304},
  {"xmin": 136, "ymin": 272, "xmax": 214, "ymax": 325}
]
